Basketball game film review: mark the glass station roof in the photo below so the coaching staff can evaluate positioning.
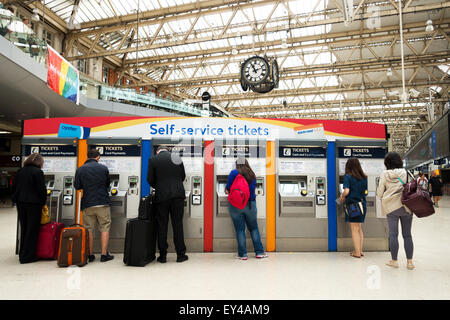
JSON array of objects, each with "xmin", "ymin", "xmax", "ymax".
[{"xmin": 36, "ymin": 0, "xmax": 448, "ymax": 130}]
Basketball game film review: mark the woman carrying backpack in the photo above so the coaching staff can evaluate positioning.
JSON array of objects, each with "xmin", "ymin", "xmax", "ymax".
[
  {"xmin": 339, "ymin": 158, "xmax": 368, "ymax": 259},
  {"xmin": 226, "ymin": 158, "xmax": 268, "ymax": 260},
  {"xmin": 417, "ymin": 172, "xmax": 428, "ymax": 191},
  {"xmin": 376, "ymin": 152, "xmax": 414, "ymax": 270}
]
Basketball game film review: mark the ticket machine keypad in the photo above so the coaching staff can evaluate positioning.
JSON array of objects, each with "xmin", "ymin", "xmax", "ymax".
[
  {"xmin": 255, "ymin": 178, "xmax": 264, "ymax": 196},
  {"xmin": 128, "ymin": 176, "xmax": 139, "ymax": 195},
  {"xmin": 191, "ymin": 176, "xmax": 202, "ymax": 205},
  {"xmin": 63, "ymin": 176, "xmax": 74, "ymax": 205},
  {"xmin": 315, "ymin": 177, "xmax": 326, "ymax": 205}
]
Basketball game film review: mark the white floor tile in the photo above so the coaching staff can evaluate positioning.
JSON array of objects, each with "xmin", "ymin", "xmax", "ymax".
[{"xmin": 1, "ymin": 197, "xmax": 450, "ymax": 300}]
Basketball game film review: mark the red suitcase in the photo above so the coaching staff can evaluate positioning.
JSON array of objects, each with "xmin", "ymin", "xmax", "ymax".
[{"xmin": 36, "ymin": 222, "xmax": 64, "ymax": 260}]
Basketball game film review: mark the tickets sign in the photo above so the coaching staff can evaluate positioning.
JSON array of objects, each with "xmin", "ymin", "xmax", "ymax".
[
  {"xmin": 279, "ymin": 146, "xmax": 327, "ymax": 158},
  {"xmin": 24, "ymin": 145, "xmax": 77, "ymax": 157},
  {"xmin": 338, "ymin": 147, "xmax": 386, "ymax": 159}
]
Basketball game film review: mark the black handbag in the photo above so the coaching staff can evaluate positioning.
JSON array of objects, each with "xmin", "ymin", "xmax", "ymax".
[{"xmin": 138, "ymin": 192, "xmax": 154, "ymax": 220}]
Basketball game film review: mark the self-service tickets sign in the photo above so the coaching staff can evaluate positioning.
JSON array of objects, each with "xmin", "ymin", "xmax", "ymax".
[
  {"xmin": 23, "ymin": 117, "xmax": 387, "ymax": 141},
  {"xmin": 46, "ymin": 45, "xmax": 80, "ymax": 104}
]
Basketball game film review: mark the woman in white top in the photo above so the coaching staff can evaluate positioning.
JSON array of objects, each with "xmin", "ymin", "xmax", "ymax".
[{"xmin": 376, "ymin": 152, "xmax": 414, "ymax": 270}]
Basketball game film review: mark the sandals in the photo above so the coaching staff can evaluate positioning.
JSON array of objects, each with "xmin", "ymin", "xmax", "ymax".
[{"xmin": 350, "ymin": 252, "xmax": 362, "ymax": 258}]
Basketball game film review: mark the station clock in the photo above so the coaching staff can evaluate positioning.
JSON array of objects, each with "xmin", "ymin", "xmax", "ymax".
[{"xmin": 241, "ymin": 56, "xmax": 270, "ymax": 86}]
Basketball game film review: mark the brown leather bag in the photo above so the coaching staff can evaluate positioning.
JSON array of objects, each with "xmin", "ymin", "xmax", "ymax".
[{"xmin": 57, "ymin": 225, "xmax": 90, "ymax": 267}]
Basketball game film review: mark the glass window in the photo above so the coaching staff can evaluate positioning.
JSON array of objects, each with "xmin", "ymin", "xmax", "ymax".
[{"xmin": 102, "ymin": 66, "xmax": 109, "ymax": 83}]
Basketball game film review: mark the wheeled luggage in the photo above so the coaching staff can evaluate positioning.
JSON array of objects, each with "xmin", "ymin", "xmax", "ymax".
[
  {"xmin": 57, "ymin": 224, "xmax": 90, "ymax": 267},
  {"xmin": 36, "ymin": 222, "xmax": 64, "ymax": 260},
  {"xmin": 124, "ymin": 194, "xmax": 157, "ymax": 266},
  {"xmin": 123, "ymin": 218, "xmax": 157, "ymax": 267}
]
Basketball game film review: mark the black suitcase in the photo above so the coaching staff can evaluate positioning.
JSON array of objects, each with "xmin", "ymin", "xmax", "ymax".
[
  {"xmin": 123, "ymin": 193, "xmax": 157, "ymax": 266},
  {"xmin": 123, "ymin": 218, "xmax": 157, "ymax": 266}
]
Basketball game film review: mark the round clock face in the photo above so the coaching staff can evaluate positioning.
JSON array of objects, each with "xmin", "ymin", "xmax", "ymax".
[{"xmin": 241, "ymin": 56, "xmax": 270, "ymax": 85}]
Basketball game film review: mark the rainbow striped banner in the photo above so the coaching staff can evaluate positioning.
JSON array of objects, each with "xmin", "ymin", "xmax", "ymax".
[{"xmin": 46, "ymin": 45, "xmax": 79, "ymax": 104}]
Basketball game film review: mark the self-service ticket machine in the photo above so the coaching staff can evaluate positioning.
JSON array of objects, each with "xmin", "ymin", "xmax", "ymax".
[
  {"xmin": 151, "ymin": 139, "xmax": 204, "ymax": 252},
  {"xmin": 21, "ymin": 138, "xmax": 78, "ymax": 226},
  {"xmin": 16, "ymin": 138, "xmax": 78, "ymax": 255},
  {"xmin": 87, "ymin": 138, "xmax": 142, "ymax": 253},
  {"xmin": 336, "ymin": 140, "xmax": 388, "ymax": 251},
  {"xmin": 214, "ymin": 139, "xmax": 266, "ymax": 252},
  {"xmin": 276, "ymin": 140, "xmax": 329, "ymax": 251}
]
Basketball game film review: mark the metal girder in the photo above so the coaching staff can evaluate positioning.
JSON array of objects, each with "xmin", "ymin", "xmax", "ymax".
[
  {"xmin": 64, "ymin": 3, "xmax": 450, "ymax": 61},
  {"xmin": 211, "ymin": 80, "xmax": 450, "ymax": 101},
  {"xmin": 121, "ymin": 52, "xmax": 450, "ymax": 88}
]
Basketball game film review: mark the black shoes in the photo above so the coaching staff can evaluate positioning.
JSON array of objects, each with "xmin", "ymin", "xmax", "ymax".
[
  {"xmin": 88, "ymin": 255, "xmax": 95, "ymax": 262},
  {"xmin": 176, "ymin": 254, "xmax": 189, "ymax": 263},
  {"xmin": 100, "ymin": 252, "xmax": 114, "ymax": 262},
  {"xmin": 157, "ymin": 255, "xmax": 167, "ymax": 263},
  {"xmin": 157, "ymin": 254, "xmax": 188, "ymax": 263}
]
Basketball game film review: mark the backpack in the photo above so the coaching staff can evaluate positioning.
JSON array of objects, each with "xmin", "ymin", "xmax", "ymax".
[
  {"xmin": 227, "ymin": 174, "xmax": 250, "ymax": 210},
  {"xmin": 398, "ymin": 172, "xmax": 435, "ymax": 218},
  {"xmin": 417, "ymin": 177, "xmax": 428, "ymax": 191}
]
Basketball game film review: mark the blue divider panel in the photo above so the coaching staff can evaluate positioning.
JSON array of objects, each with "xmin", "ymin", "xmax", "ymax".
[
  {"xmin": 141, "ymin": 140, "xmax": 152, "ymax": 197},
  {"xmin": 327, "ymin": 142, "xmax": 337, "ymax": 251}
]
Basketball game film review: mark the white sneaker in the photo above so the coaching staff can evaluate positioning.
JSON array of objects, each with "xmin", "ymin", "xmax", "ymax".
[
  {"xmin": 256, "ymin": 253, "xmax": 268, "ymax": 259},
  {"xmin": 235, "ymin": 255, "xmax": 248, "ymax": 261}
]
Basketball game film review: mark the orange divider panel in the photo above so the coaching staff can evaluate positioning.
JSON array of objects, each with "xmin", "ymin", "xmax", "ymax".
[
  {"xmin": 266, "ymin": 140, "xmax": 276, "ymax": 252},
  {"xmin": 76, "ymin": 139, "xmax": 87, "ymax": 225}
]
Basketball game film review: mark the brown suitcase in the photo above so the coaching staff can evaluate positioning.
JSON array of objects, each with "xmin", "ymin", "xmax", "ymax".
[{"xmin": 57, "ymin": 225, "xmax": 90, "ymax": 267}]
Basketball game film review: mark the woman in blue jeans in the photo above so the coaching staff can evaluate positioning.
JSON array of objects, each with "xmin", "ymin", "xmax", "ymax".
[{"xmin": 226, "ymin": 158, "xmax": 268, "ymax": 260}]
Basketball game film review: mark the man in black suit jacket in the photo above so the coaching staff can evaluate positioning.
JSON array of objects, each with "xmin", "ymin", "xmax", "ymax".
[{"xmin": 147, "ymin": 146, "xmax": 188, "ymax": 263}]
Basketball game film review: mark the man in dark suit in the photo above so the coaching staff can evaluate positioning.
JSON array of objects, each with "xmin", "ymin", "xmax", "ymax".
[{"xmin": 147, "ymin": 146, "xmax": 188, "ymax": 263}]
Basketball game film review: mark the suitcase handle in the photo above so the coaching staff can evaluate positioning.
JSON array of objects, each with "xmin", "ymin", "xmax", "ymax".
[{"xmin": 69, "ymin": 224, "xmax": 86, "ymax": 228}]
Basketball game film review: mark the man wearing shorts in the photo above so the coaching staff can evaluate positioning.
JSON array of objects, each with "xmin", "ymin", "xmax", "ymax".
[{"xmin": 75, "ymin": 149, "xmax": 114, "ymax": 262}]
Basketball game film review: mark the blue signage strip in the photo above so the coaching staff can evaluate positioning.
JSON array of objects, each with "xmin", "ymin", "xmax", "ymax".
[
  {"xmin": 279, "ymin": 146, "xmax": 327, "ymax": 158},
  {"xmin": 24, "ymin": 145, "xmax": 77, "ymax": 157},
  {"xmin": 338, "ymin": 147, "xmax": 386, "ymax": 159},
  {"xmin": 57, "ymin": 123, "xmax": 90, "ymax": 139},
  {"xmin": 141, "ymin": 140, "xmax": 152, "ymax": 197},
  {"xmin": 327, "ymin": 142, "xmax": 337, "ymax": 252},
  {"xmin": 90, "ymin": 145, "xmax": 141, "ymax": 157}
]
